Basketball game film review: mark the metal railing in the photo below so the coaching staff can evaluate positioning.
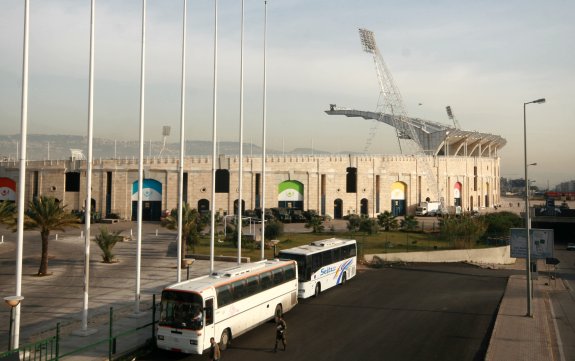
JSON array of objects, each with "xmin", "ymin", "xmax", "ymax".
[{"xmin": 0, "ymin": 296, "xmax": 157, "ymax": 361}]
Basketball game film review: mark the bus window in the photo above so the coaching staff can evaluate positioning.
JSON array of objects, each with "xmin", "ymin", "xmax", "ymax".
[
  {"xmin": 312, "ymin": 254, "xmax": 322, "ymax": 273},
  {"xmin": 159, "ymin": 291, "xmax": 203, "ymax": 330},
  {"xmin": 232, "ymin": 279, "xmax": 247, "ymax": 301},
  {"xmin": 332, "ymin": 247, "xmax": 342, "ymax": 262},
  {"xmin": 322, "ymin": 250, "xmax": 333, "ymax": 265},
  {"xmin": 350, "ymin": 244, "xmax": 357, "ymax": 257},
  {"xmin": 342, "ymin": 245, "xmax": 350, "ymax": 259},
  {"xmin": 246, "ymin": 275, "xmax": 259, "ymax": 296},
  {"xmin": 260, "ymin": 271, "xmax": 273, "ymax": 290},
  {"xmin": 216, "ymin": 284, "xmax": 233, "ymax": 307},
  {"xmin": 272, "ymin": 268, "xmax": 285, "ymax": 285},
  {"xmin": 283, "ymin": 264, "xmax": 296, "ymax": 280},
  {"xmin": 205, "ymin": 298, "xmax": 214, "ymax": 326}
]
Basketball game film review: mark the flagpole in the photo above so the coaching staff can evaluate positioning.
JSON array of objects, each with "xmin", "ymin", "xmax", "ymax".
[
  {"xmin": 260, "ymin": 0, "xmax": 268, "ymax": 260},
  {"xmin": 209, "ymin": 0, "xmax": 219, "ymax": 274},
  {"xmin": 177, "ymin": 0, "xmax": 188, "ymax": 282},
  {"xmin": 135, "ymin": 0, "xmax": 147, "ymax": 315},
  {"xmin": 236, "ymin": 0, "xmax": 245, "ymax": 265},
  {"xmin": 79, "ymin": 0, "xmax": 97, "ymax": 335},
  {"xmin": 13, "ymin": 0, "xmax": 30, "ymax": 349}
]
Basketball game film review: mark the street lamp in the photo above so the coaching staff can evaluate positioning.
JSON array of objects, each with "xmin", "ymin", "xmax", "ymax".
[
  {"xmin": 523, "ymin": 97, "xmax": 545, "ymax": 317},
  {"xmin": 4, "ymin": 295, "xmax": 24, "ymax": 350}
]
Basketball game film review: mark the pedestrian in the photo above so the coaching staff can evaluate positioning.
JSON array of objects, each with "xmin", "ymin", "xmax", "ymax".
[
  {"xmin": 274, "ymin": 316, "xmax": 287, "ymax": 352},
  {"xmin": 209, "ymin": 337, "xmax": 220, "ymax": 361}
]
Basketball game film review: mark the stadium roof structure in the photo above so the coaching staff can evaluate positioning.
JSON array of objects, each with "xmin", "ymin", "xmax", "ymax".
[{"xmin": 325, "ymin": 106, "xmax": 507, "ymax": 158}]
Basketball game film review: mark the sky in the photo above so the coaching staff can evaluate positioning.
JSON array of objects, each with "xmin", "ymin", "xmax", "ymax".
[{"xmin": 0, "ymin": 0, "xmax": 574, "ymax": 187}]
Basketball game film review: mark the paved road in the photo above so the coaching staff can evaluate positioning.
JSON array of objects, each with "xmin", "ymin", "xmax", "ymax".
[{"xmin": 142, "ymin": 263, "xmax": 516, "ymax": 361}]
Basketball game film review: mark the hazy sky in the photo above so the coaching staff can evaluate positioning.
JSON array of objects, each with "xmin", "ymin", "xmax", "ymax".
[{"xmin": 1, "ymin": 0, "xmax": 574, "ymax": 187}]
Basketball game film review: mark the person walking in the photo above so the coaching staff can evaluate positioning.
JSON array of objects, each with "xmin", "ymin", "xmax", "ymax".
[
  {"xmin": 209, "ymin": 337, "xmax": 221, "ymax": 361},
  {"xmin": 274, "ymin": 316, "xmax": 287, "ymax": 352}
]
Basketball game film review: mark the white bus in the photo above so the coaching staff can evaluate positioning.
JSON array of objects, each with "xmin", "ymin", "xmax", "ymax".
[
  {"xmin": 277, "ymin": 238, "xmax": 357, "ymax": 299},
  {"xmin": 156, "ymin": 259, "xmax": 298, "ymax": 354}
]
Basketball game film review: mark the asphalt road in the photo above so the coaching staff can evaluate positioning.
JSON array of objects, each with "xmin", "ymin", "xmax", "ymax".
[{"xmin": 141, "ymin": 263, "xmax": 516, "ymax": 361}]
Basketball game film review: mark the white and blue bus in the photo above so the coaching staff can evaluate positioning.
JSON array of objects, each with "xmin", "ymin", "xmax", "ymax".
[
  {"xmin": 156, "ymin": 259, "xmax": 298, "ymax": 354},
  {"xmin": 278, "ymin": 238, "xmax": 357, "ymax": 298}
]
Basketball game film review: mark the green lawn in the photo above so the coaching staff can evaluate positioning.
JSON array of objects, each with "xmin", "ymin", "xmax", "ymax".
[{"xmin": 189, "ymin": 230, "xmax": 457, "ymax": 261}]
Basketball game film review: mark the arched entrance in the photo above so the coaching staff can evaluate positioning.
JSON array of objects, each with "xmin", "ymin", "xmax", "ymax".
[
  {"xmin": 131, "ymin": 179, "xmax": 162, "ymax": 221},
  {"xmin": 0, "ymin": 178, "xmax": 17, "ymax": 201},
  {"xmin": 485, "ymin": 183, "xmax": 490, "ymax": 207},
  {"xmin": 454, "ymin": 182, "xmax": 462, "ymax": 207},
  {"xmin": 391, "ymin": 182, "xmax": 407, "ymax": 216},
  {"xmin": 360, "ymin": 198, "xmax": 368, "ymax": 216},
  {"xmin": 278, "ymin": 180, "xmax": 304, "ymax": 210},
  {"xmin": 198, "ymin": 199, "xmax": 210, "ymax": 215},
  {"xmin": 334, "ymin": 199, "xmax": 343, "ymax": 219}
]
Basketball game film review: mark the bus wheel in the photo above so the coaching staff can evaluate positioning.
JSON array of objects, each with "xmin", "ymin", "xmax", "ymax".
[
  {"xmin": 314, "ymin": 283, "xmax": 321, "ymax": 297},
  {"xmin": 274, "ymin": 304, "xmax": 283, "ymax": 319},
  {"xmin": 220, "ymin": 329, "xmax": 231, "ymax": 351},
  {"xmin": 341, "ymin": 272, "xmax": 347, "ymax": 285}
]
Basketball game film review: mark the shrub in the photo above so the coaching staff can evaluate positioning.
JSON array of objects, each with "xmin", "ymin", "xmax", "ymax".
[{"xmin": 95, "ymin": 227, "xmax": 122, "ymax": 263}]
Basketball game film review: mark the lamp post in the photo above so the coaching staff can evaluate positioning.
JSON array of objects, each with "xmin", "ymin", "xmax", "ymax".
[
  {"xmin": 4, "ymin": 296, "xmax": 24, "ymax": 350},
  {"xmin": 523, "ymin": 98, "xmax": 545, "ymax": 317}
]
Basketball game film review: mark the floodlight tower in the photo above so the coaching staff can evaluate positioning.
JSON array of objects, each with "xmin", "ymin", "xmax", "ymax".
[
  {"xmin": 158, "ymin": 125, "xmax": 171, "ymax": 157},
  {"xmin": 446, "ymin": 106, "xmax": 461, "ymax": 129},
  {"xmin": 359, "ymin": 28, "xmax": 417, "ymax": 153},
  {"xmin": 359, "ymin": 28, "xmax": 441, "ymax": 204}
]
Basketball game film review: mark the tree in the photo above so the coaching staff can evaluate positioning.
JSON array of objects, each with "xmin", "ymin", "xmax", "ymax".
[
  {"xmin": 377, "ymin": 211, "xmax": 399, "ymax": 231},
  {"xmin": 400, "ymin": 215, "xmax": 419, "ymax": 232},
  {"xmin": 94, "ymin": 227, "xmax": 122, "ymax": 263},
  {"xmin": 0, "ymin": 201, "xmax": 16, "ymax": 224},
  {"xmin": 346, "ymin": 214, "xmax": 361, "ymax": 233},
  {"xmin": 304, "ymin": 215, "xmax": 325, "ymax": 233},
  {"xmin": 440, "ymin": 215, "xmax": 487, "ymax": 249},
  {"xmin": 482, "ymin": 211, "xmax": 523, "ymax": 238},
  {"xmin": 161, "ymin": 203, "xmax": 207, "ymax": 268},
  {"xmin": 265, "ymin": 220, "xmax": 284, "ymax": 240},
  {"xmin": 359, "ymin": 216, "xmax": 379, "ymax": 235},
  {"xmin": 24, "ymin": 196, "xmax": 79, "ymax": 276}
]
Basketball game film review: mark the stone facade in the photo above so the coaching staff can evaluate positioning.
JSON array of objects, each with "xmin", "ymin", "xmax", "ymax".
[{"xmin": 0, "ymin": 154, "xmax": 501, "ymax": 220}]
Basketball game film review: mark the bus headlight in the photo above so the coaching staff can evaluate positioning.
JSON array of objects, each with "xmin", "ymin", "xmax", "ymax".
[
  {"xmin": 190, "ymin": 340, "xmax": 197, "ymax": 345},
  {"xmin": 157, "ymin": 335, "xmax": 164, "ymax": 340}
]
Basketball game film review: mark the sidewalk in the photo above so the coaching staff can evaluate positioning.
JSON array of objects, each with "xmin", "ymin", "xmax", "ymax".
[{"xmin": 485, "ymin": 259, "xmax": 574, "ymax": 361}]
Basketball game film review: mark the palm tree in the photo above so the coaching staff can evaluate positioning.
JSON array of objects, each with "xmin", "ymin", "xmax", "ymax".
[
  {"xmin": 0, "ymin": 201, "xmax": 16, "ymax": 224},
  {"xmin": 161, "ymin": 203, "xmax": 206, "ymax": 268},
  {"xmin": 377, "ymin": 211, "xmax": 398, "ymax": 231},
  {"xmin": 304, "ymin": 215, "xmax": 325, "ymax": 233},
  {"xmin": 94, "ymin": 227, "xmax": 123, "ymax": 263},
  {"xmin": 25, "ymin": 196, "xmax": 80, "ymax": 276}
]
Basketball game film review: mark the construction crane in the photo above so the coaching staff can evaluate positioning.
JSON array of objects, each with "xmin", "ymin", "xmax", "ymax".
[
  {"xmin": 446, "ymin": 106, "xmax": 461, "ymax": 129},
  {"xmin": 358, "ymin": 28, "xmax": 442, "ymax": 206}
]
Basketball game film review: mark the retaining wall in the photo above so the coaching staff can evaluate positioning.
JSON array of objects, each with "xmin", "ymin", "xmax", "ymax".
[{"xmin": 364, "ymin": 245, "xmax": 515, "ymax": 265}]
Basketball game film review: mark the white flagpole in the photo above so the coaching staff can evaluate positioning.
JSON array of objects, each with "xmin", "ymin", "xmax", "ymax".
[
  {"xmin": 13, "ymin": 0, "xmax": 30, "ymax": 349},
  {"xmin": 135, "ymin": 0, "xmax": 147, "ymax": 315},
  {"xmin": 236, "ymin": 0, "xmax": 245, "ymax": 265},
  {"xmin": 80, "ymin": 0, "xmax": 97, "ymax": 335},
  {"xmin": 260, "ymin": 0, "xmax": 268, "ymax": 260},
  {"xmin": 177, "ymin": 0, "xmax": 188, "ymax": 282},
  {"xmin": 209, "ymin": 0, "xmax": 219, "ymax": 274}
]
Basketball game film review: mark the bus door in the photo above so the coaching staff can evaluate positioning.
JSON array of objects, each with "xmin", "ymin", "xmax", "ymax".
[{"xmin": 203, "ymin": 298, "xmax": 215, "ymax": 350}]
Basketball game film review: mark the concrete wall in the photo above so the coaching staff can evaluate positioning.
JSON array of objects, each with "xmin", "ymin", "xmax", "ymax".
[{"xmin": 364, "ymin": 245, "xmax": 516, "ymax": 265}]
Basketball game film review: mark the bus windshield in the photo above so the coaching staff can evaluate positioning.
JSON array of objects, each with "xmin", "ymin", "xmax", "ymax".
[
  {"xmin": 278, "ymin": 252, "xmax": 306, "ymax": 281},
  {"xmin": 159, "ymin": 290, "xmax": 204, "ymax": 331}
]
